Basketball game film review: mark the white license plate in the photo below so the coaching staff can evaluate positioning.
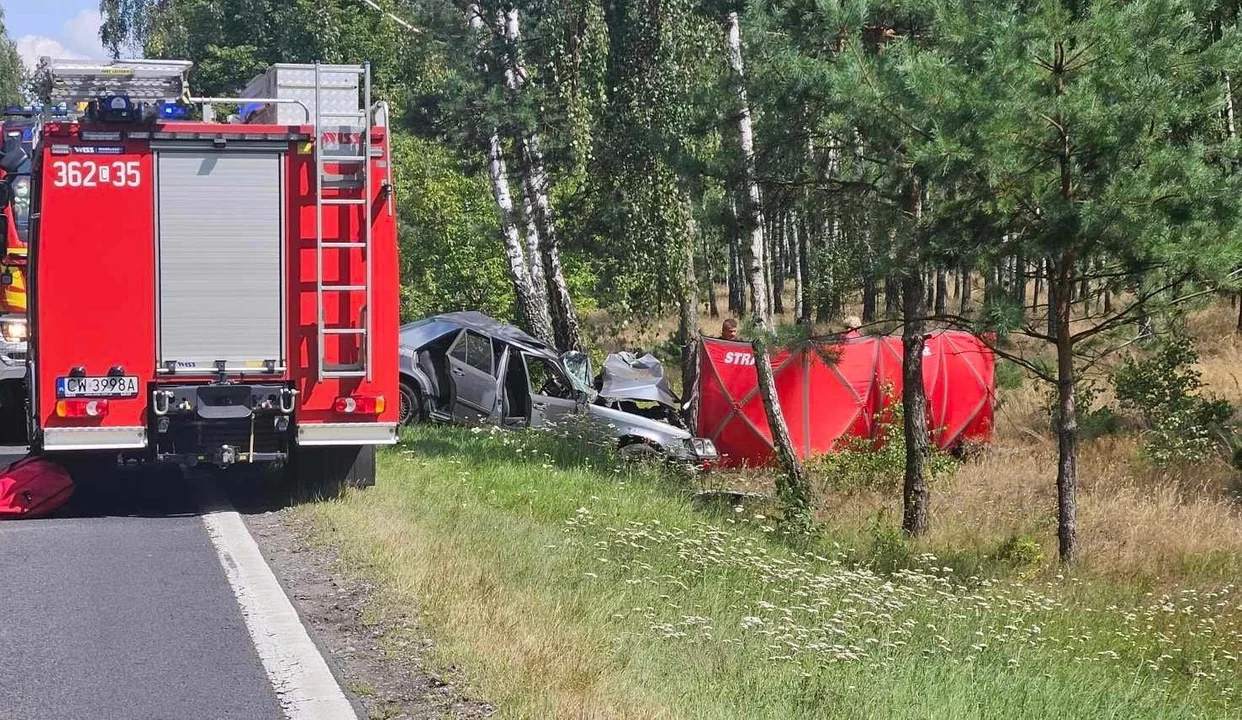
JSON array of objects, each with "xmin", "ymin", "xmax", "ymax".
[{"xmin": 56, "ymin": 375, "xmax": 139, "ymax": 398}]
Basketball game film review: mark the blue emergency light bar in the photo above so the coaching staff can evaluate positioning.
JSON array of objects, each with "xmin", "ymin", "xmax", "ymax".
[{"xmin": 159, "ymin": 102, "xmax": 190, "ymax": 120}]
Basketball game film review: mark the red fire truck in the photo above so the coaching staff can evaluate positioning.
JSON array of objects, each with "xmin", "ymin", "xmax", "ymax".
[{"xmin": 8, "ymin": 58, "xmax": 399, "ymax": 488}]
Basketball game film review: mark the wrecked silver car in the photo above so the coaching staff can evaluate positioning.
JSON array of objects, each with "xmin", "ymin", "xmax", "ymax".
[{"xmin": 398, "ymin": 312, "xmax": 718, "ymax": 465}]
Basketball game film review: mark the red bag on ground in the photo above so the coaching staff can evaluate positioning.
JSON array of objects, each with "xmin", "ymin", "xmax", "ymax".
[{"xmin": 0, "ymin": 457, "xmax": 74, "ymax": 519}]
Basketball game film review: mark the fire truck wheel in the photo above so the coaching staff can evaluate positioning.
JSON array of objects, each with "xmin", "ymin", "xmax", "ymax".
[{"xmin": 294, "ymin": 444, "xmax": 377, "ymax": 498}]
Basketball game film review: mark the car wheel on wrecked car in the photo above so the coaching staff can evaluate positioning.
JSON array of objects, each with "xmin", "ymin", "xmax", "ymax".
[
  {"xmin": 619, "ymin": 441, "xmax": 662, "ymax": 462},
  {"xmin": 399, "ymin": 381, "xmax": 423, "ymax": 425}
]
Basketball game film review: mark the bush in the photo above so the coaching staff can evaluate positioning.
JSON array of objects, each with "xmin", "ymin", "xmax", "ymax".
[
  {"xmin": 1043, "ymin": 377, "xmax": 1120, "ymax": 439},
  {"xmin": 994, "ymin": 358, "xmax": 1025, "ymax": 391},
  {"xmin": 1111, "ymin": 334, "xmax": 1234, "ymax": 464},
  {"xmin": 990, "ymin": 533, "xmax": 1045, "ymax": 577},
  {"xmin": 810, "ymin": 386, "xmax": 957, "ymax": 494}
]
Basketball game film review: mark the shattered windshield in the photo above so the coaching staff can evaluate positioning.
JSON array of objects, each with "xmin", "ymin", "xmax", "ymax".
[{"xmin": 560, "ymin": 351, "xmax": 597, "ymax": 400}]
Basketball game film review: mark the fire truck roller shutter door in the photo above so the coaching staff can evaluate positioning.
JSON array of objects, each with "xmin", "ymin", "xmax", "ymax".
[{"xmin": 156, "ymin": 149, "xmax": 285, "ymax": 372}]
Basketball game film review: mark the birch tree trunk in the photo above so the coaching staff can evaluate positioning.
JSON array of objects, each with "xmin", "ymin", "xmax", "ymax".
[
  {"xmin": 680, "ymin": 213, "xmax": 701, "ymax": 426},
  {"xmin": 518, "ymin": 178, "xmax": 549, "ymax": 311},
  {"xmin": 727, "ymin": 12, "xmax": 768, "ymax": 330},
  {"xmin": 727, "ymin": 10, "xmax": 810, "ymax": 527},
  {"xmin": 792, "ymin": 213, "xmax": 807, "ymax": 323},
  {"xmin": 501, "ymin": 8, "xmax": 582, "ymax": 350},
  {"xmin": 487, "ymin": 133, "xmax": 554, "ymax": 344},
  {"xmin": 471, "ymin": 6, "xmax": 553, "ymax": 344}
]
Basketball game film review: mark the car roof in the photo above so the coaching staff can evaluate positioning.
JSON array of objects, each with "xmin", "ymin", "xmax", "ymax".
[{"xmin": 399, "ymin": 311, "xmax": 558, "ymax": 358}]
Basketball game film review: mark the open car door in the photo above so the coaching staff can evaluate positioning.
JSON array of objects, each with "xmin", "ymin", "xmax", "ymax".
[
  {"xmin": 446, "ymin": 329, "xmax": 499, "ymax": 423},
  {"xmin": 524, "ymin": 353, "xmax": 579, "ymax": 428}
]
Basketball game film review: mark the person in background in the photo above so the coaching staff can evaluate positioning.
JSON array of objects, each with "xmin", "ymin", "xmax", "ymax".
[
  {"xmin": 722, "ymin": 318, "xmax": 739, "ymax": 340},
  {"xmin": 843, "ymin": 315, "xmax": 863, "ymax": 339}
]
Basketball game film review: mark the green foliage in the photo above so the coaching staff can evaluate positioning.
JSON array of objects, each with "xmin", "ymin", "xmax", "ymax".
[
  {"xmin": 391, "ymin": 133, "xmax": 514, "ymax": 321},
  {"xmin": 1042, "ymin": 377, "xmax": 1122, "ymax": 439},
  {"xmin": 0, "ymin": 6, "xmax": 23, "ymax": 106},
  {"xmin": 994, "ymin": 359, "xmax": 1025, "ymax": 392},
  {"xmin": 990, "ymin": 534, "xmax": 1046, "ymax": 577},
  {"xmin": 1112, "ymin": 334, "xmax": 1234, "ymax": 464},
  {"xmin": 977, "ymin": 295, "xmax": 1024, "ymax": 343}
]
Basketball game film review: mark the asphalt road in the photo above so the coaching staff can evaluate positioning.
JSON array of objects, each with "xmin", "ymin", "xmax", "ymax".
[{"xmin": 0, "ymin": 448, "xmax": 289, "ymax": 720}]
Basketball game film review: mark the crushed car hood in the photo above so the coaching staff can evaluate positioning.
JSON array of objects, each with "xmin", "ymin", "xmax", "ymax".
[
  {"xmin": 586, "ymin": 402, "xmax": 693, "ymax": 440},
  {"xmin": 598, "ymin": 352, "xmax": 680, "ymax": 408}
]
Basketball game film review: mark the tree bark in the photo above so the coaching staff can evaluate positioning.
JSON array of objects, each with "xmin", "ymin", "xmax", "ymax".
[
  {"xmin": 705, "ymin": 232, "xmax": 719, "ymax": 319},
  {"xmin": 885, "ymin": 277, "xmax": 900, "ymax": 318},
  {"xmin": 1033, "ymin": 258, "xmax": 1044, "ymax": 306},
  {"xmin": 863, "ymin": 274, "xmax": 878, "ymax": 323},
  {"xmin": 727, "ymin": 10, "xmax": 809, "ymax": 528},
  {"xmin": 486, "ymin": 132, "xmax": 554, "ymax": 344},
  {"xmin": 1014, "ymin": 251, "xmax": 1026, "ymax": 308},
  {"xmin": 793, "ymin": 213, "xmax": 808, "ymax": 323},
  {"xmin": 960, "ymin": 268, "xmax": 971, "ymax": 314},
  {"xmin": 726, "ymin": 11, "xmax": 768, "ymax": 327},
  {"xmin": 498, "ymin": 8, "xmax": 581, "ymax": 351},
  {"xmin": 680, "ymin": 213, "xmax": 700, "ymax": 425},
  {"xmin": 771, "ymin": 215, "xmax": 785, "ymax": 314},
  {"xmin": 934, "ymin": 267, "xmax": 948, "ymax": 317},
  {"xmin": 518, "ymin": 174, "xmax": 549, "ymax": 312},
  {"xmin": 471, "ymin": 6, "xmax": 553, "ymax": 344},
  {"xmin": 1052, "ymin": 253, "xmax": 1078, "ymax": 564},
  {"xmin": 901, "ymin": 183, "xmax": 930, "ymax": 538}
]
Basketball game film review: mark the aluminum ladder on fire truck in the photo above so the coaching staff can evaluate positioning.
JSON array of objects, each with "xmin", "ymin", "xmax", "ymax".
[
  {"xmin": 313, "ymin": 62, "xmax": 373, "ymax": 381},
  {"xmin": 35, "ymin": 57, "xmax": 192, "ymax": 113}
]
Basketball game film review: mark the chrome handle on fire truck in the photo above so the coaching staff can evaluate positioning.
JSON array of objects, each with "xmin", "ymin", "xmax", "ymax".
[
  {"xmin": 280, "ymin": 388, "xmax": 298, "ymax": 414},
  {"xmin": 152, "ymin": 390, "xmax": 174, "ymax": 417}
]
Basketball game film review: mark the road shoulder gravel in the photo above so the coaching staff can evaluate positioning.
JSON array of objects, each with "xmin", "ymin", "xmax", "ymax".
[{"xmin": 244, "ymin": 506, "xmax": 493, "ymax": 720}]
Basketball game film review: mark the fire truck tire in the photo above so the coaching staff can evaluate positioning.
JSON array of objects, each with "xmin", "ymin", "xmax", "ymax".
[{"xmin": 295, "ymin": 444, "xmax": 376, "ymax": 497}]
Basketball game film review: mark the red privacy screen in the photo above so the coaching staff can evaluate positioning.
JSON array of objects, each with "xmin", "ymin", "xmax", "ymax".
[{"xmin": 696, "ymin": 331, "xmax": 995, "ymax": 468}]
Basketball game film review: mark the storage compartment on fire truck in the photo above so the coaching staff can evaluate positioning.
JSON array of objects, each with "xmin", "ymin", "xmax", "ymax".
[
  {"xmin": 156, "ymin": 148, "xmax": 285, "ymax": 372},
  {"xmin": 240, "ymin": 64, "xmax": 361, "ymax": 125}
]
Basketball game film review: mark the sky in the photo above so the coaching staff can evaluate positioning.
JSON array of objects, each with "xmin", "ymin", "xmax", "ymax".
[{"xmin": 3, "ymin": 0, "xmax": 107, "ymax": 71}]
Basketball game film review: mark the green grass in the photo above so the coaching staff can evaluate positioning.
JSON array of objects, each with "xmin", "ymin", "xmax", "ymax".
[{"xmin": 295, "ymin": 426, "xmax": 1242, "ymax": 719}]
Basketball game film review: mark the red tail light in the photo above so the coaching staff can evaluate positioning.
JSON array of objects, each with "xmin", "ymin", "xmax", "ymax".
[
  {"xmin": 55, "ymin": 399, "xmax": 109, "ymax": 418},
  {"xmin": 333, "ymin": 395, "xmax": 385, "ymax": 415}
]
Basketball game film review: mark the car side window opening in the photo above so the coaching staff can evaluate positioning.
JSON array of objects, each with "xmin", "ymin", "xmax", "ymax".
[
  {"xmin": 448, "ymin": 332, "xmax": 468, "ymax": 364},
  {"xmin": 450, "ymin": 330, "xmax": 495, "ymax": 375},
  {"xmin": 526, "ymin": 355, "xmax": 572, "ymax": 399},
  {"xmin": 465, "ymin": 331, "xmax": 493, "ymax": 374}
]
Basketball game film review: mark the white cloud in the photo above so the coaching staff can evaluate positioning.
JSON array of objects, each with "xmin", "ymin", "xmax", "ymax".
[
  {"xmin": 15, "ymin": 36, "xmax": 84, "ymax": 72},
  {"xmin": 14, "ymin": 9, "xmax": 105, "ymax": 72},
  {"xmin": 63, "ymin": 10, "xmax": 105, "ymax": 58}
]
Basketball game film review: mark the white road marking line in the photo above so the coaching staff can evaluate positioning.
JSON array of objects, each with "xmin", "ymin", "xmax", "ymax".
[{"xmin": 201, "ymin": 505, "xmax": 359, "ymax": 720}]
